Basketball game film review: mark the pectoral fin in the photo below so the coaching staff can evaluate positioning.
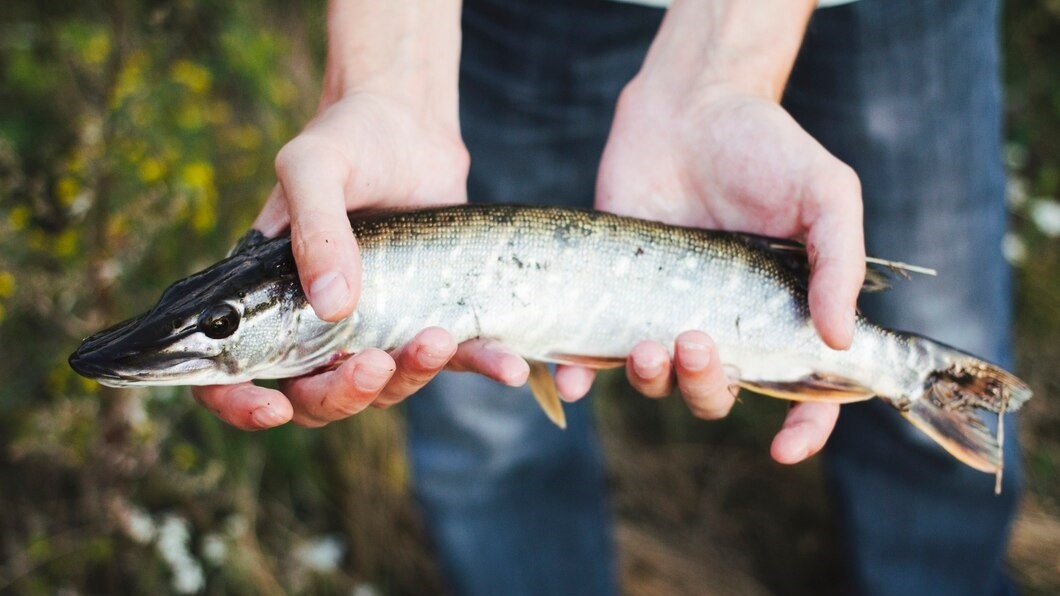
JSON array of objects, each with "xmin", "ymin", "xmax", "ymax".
[
  {"xmin": 739, "ymin": 374, "xmax": 876, "ymax": 403},
  {"xmin": 527, "ymin": 360, "xmax": 566, "ymax": 429}
]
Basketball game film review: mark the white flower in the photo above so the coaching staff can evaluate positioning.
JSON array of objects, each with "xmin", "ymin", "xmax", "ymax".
[
  {"xmin": 351, "ymin": 583, "xmax": 382, "ymax": 596},
  {"xmin": 201, "ymin": 533, "xmax": 227, "ymax": 566},
  {"xmin": 157, "ymin": 515, "xmax": 205, "ymax": 594},
  {"xmin": 124, "ymin": 506, "xmax": 156, "ymax": 544},
  {"xmin": 294, "ymin": 535, "xmax": 345, "ymax": 572},
  {"xmin": 1002, "ymin": 232, "xmax": 1027, "ymax": 265},
  {"xmin": 1031, "ymin": 199, "xmax": 1060, "ymax": 238},
  {"xmin": 1006, "ymin": 178, "xmax": 1028, "ymax": 208}
]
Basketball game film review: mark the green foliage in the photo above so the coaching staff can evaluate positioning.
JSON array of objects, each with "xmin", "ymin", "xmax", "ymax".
[{"xmin": 0, "ymin": 2, "xmax": 437, "ymax": 594}]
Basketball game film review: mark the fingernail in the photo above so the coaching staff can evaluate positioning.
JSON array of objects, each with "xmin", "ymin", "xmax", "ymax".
[
  {"xmin": 309, "ymin": 271, "xmax": 350, "ymax": 320},
  {"xmin": 251, "ymin": 407, "xmax": 285, "ymax": 428},
  {"xmin": 353, "ymin": 362, "xmax": 393, "ymax": 393},
  {"xmin": 633, "ymin": 355, "xmax": 664, "ymax": 379},
  {"xmin": 678, "ymin": 341, "xmax": 711, "ymax": 371}
]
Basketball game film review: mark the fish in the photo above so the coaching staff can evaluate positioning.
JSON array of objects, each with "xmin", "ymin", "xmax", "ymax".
[{"xmin": 69, "ymin": 204, "xmax": 1030, "ymax": 476}]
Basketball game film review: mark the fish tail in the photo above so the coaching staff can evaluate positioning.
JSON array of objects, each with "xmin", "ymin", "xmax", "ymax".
[{"xmin": 891, "ymin": 342, "xmax": 1031, "ymax": 475}]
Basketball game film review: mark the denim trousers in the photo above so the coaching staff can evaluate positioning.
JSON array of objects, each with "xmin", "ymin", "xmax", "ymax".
[{"xmin": 406, "ymin": 1, "xmax": 1020, "ymax": 594}]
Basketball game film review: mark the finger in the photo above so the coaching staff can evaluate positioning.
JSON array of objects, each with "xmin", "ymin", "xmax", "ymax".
[
  {"xmin": 673, "ymin": 331, "xmax": 735, "ymax": 420},
  {"xmin": 192, "ymin": 383, "xmax": 293, "ymax": 430},
  {"xmin": 555, "ymin": 365, "xmax": 596, "ymax": 402},
  {"xmin": 252, "ymin": 184, "xmax": 293, "ymax": 238},
  {"xmin": 282, "ymin": 348, "xmax": 396, "ymax": 427},
  {"xmin": 770, "ymin": 401, "xmax": 840, "ymax": 464},
  {"xmin": 804, "ymin": 162, "xmax": 865, "ymax": 350},
  {"xmin": 447, "ymin": 339, "xmax": 530, "ymax": 387},
  {"xmin": 626, "ymin": 340, "xmax": 674, "ymax": 398},
  {"xmin": 374, "ymin": 327, "xmax": 458, "ymax": 408},
  {"xmin": 275, "ymin": 138, "xmax": 361, "ymax": 322}
]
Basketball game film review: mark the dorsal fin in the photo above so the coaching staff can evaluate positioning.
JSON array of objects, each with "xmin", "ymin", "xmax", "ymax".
[
  {"xmin": 761, "ymin": 239, "xmax": 936, "ymax": 293},
  {"xmin": 228, "ymin": 229, "xmax": 271, "ymax": 257}
]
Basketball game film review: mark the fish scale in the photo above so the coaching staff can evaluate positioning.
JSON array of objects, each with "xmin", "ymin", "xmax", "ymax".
[{"xmin": 69, "ymin": 204, "xmax": 1031, "ymax": 478}]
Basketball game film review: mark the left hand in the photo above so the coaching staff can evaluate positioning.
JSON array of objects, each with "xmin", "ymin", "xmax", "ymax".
[{"xmin": 559, "ymin": 80, "xmax": 865, "ymax": 465}]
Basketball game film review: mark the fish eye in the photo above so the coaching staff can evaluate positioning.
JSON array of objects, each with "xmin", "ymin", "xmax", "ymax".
[{"xmin": 198, "ymin": 304, "xmax": 240, "ymax": 339}]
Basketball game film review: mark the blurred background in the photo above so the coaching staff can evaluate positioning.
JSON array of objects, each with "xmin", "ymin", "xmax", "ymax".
[{"xmin": 0, "ymin": 1, "xmax": 1057, "ymax": 594}]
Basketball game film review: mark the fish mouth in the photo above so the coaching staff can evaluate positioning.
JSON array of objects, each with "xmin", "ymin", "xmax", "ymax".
[{"xmin": 69, "ymin": 314, "xmax": 213, "ymax": 386}]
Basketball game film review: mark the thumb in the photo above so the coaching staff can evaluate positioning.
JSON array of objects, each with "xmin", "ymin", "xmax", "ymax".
[
  {"xmin": 804, "ymin": 163, "xmax": 865, "ymax": 350},
  {"xmin": 275, "ymin": 140, "xmax": 361, "ymax": 322}
]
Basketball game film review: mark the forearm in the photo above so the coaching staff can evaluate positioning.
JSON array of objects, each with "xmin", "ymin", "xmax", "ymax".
[
  {"xmin": 319, "ymin": 0, "xmax": 463, "ymax": 121},
  {"xmin": 635, "ymin": 0, "xmax": 817, "ymax": 100}
]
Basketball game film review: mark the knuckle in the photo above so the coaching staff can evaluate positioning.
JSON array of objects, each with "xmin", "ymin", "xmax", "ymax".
[
  {"xmin": 318, "ymin": 394, "xmax": 368, "ymax": 420},
  {"xmin": 291, "ymin": 415, "xmax": 328, "ymax": 429},
  {"xmin": 275, "ymin": 136, "xmax": 342, "ymax": 176},
  {"xmin": 685, "ymin": 394, "xmax": 733, "ymax": 420},
  {"xmin": 630, "ymin": 375, "xmax": 669, "ymax": 399},
  {"xmin": 840, "ymin": 163, "xmax": 861, "ymax": 192}
]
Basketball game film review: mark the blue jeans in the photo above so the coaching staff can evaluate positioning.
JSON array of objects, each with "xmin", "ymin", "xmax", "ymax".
[{"xmin": 406, "ymin": 1, "xmax": 1020, "ymax": 594}]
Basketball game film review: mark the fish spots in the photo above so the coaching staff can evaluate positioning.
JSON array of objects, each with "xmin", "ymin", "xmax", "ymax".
[
  {"xmin": 635, "ymin": 246, "xmax": 645, "ymax": 256},
  {"xmin": 497, "ymin": 254, "xmax": 548, "ymax": 271},
  {"xmin": 553, "ymin": 220, "xmax": 593, "ymax": 245}
]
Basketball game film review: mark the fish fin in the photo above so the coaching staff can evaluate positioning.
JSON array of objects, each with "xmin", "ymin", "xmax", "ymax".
[
  {"xmin": 760, "ymin": 239, "xmax": 933, "ymax": 293},
  {"xmin": 527, "ymin": 360, "xmax": 567, "ymax": 429},
  {"xmin": 739, "ymin": 374, "xmax": 876, "ymax": 403},
  {"xmin": 898, "ymin": 398, "xmax": 1000, "ymax": 473},
  {"xmin": 228, "ymin": 229, "xmax": 270, "ymax": 257},
  {"xmin": 545, "ymin": 353, "xmax": 626, "ymax": 369},
  {"xmin": 917, "ymin": 355, "xmax": 1033, "ymax": 413},
  {"xmin": 886, "ymin": 351, "xmax": 1032, "ymax": 476}
]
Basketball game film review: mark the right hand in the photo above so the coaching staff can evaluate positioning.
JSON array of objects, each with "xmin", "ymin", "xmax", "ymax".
[{"xmin": 192, "ymin": 93, "xmax": 531, "ymax": 429}]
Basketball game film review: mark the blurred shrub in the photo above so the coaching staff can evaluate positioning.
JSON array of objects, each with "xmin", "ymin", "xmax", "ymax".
[{"xmin": 0, "ymin": 2, "xmax": 440, "ymax": 594}]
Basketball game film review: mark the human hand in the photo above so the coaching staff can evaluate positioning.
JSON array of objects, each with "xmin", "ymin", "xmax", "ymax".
[
  {"xmin": 587, "ymin": 81, "xmax": 863, "ymax": 464},
  {"xmin": 193, "ymin": 87, "xmax": 530, "ymax": 427}
]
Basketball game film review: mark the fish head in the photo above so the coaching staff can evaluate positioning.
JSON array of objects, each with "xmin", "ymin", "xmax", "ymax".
[{"xmin": 69, "ymin": 237, "xmax": 344, "ymax": 387}]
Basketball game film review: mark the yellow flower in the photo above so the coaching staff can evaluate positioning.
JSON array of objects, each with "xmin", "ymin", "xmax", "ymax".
[
  {"xmin": 192, "ymin": 201, "xmax": 216, "ymax": 233},
  {"xmin": 79, "ymin": 377, "xmax": 99, "ymax": 393},
  {"xmin": 110, "ymin": 49, "xmax": 148, "ymax": 109},
  {"xmin": 170, "ymin": 60, "xmax": 212, "ymax": 94},
  {"xmin": 173, "ymin": 442, "xmax": 199, "ymax": 471},
  {"xmin": 0, "ymin": 271, "xmax": 14, "ymax": 298},
  {"xmin": 83, "ymin": 31, "xmax": 112, "ymax": 67},
  {"xmin": 181, "ymin": 161, "xmax": 215, "ymax": 189},
  {"xmin": 56, "ymin": 176, "xmax": 80, "ymax": 207},
  {"xmin": 8, "ymin": 206, "xmax": 31, "ymax": 231},
  {"xmin": 138, "ymin": 158, "xmax": 165, "ymax": 183},
  {"xmin": 53, "ymin": 229, "xmax": 79, "ymax": 258}
]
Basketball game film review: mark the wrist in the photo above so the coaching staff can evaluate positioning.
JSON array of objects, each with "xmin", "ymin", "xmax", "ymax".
[
  {"xmin": 318, "ymin": 0, "xmax": 462, "ymax": 124},
  {"xmin": 636, "ymin": 0, "xmax": 816, "ymax": 101}
]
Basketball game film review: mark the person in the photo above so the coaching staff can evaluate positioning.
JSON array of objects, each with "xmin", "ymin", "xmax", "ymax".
[{"xmin": 194, "ymin": 0, "xmax": 1022, "ymax": 594}]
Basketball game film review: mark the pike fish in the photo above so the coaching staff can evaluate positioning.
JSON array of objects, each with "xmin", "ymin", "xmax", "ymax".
[{"xmin": 69, "ymin": 204, "xmax": 1030, "ymax": 475}]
